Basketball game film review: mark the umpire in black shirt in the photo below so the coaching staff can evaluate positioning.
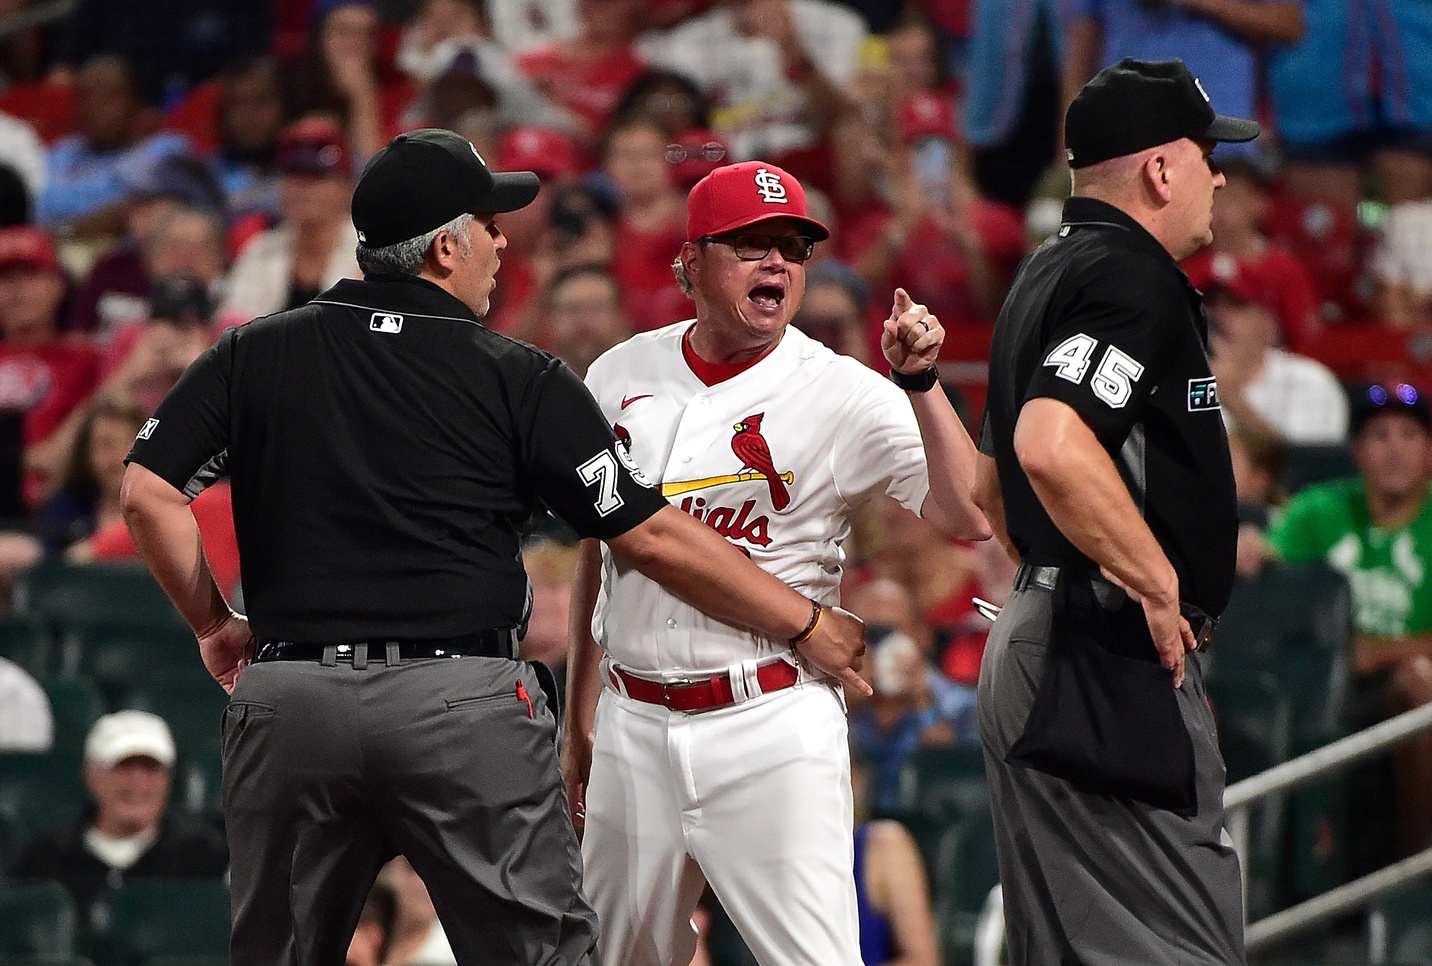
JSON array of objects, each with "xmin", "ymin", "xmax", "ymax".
[
  {"xmin": 119, "ymin": 129, "xmax": 866, "ymax": 966},
  {"xmin": 972, "ymin": 62, "xmax": 1258, "ymax": 965}
]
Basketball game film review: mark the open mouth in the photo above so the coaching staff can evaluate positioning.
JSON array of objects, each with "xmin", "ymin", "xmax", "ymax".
[{"xmin": 747, "ymin": 281, "xmax": 786, "ymax": 312}]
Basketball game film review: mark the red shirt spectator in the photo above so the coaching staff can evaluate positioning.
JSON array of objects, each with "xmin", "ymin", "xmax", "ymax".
[
  {"xmin": 82, "ymin": 482, "xmax": 241, "ymax": 594},
  {"xmin": 1183, "ymin": 246, "xmax": 1321, "ymax": 351},
  {"xmin": 0, "ymin": 226, "xmax": 102, "ymax": 504},
  {"xmin": 0, "ymin": 341, "xmax": 102, "ymax": 448},
  {"xmin": 515, "ymin": 0, "xmax": 648, "ymax": 146},
  {"xmin": 614, "ymin": 219, "xmax": 690, "ymax": 330},
  {"xmin": 603, "ymin": 118, "xmax": 689, "ymax": 331},
  {"xmin": 843, "ymin": 198, "xmax": 1025, "ymax": 328},
  {"xmin": 1180, "ymin": 159, "xmax": 1325, "ymax": 349},
  {"xmin": 1263, "ymin": 188, "xmax": 1371, "ymax": 325}
]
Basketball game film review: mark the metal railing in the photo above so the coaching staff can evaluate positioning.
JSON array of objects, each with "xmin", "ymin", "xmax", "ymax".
[
  {"xmin": 1224, "ymin": 701, "xmax": 1432, "ymax": 953},
  {"xmin": 972, "ymin": 702, "xmax": 1432, "ymax": 966}
]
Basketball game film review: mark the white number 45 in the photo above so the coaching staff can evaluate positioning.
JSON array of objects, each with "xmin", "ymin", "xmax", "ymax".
[{"xmin": 1042, "ymin": 333, "xmax": 1144, "ymax": 409}]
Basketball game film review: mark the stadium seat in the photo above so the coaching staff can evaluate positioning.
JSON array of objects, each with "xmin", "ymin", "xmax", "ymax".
[
  {"xmin": 0, "ymin": 615, "xmax": 47, "ymax": 676},
  {"xmin": 66, "ymin": 624, "xmax": 211, "ymax": 706},
  {"xmin": 88, "ymin": 880, "xmax": 230, "ymax": 966},
  {"xmin": 1279, "ymin": 443, "xmax": 1356, "ymax": 495},
  {"xmin": 13, "ymin": 561, "xmax": 187, "ymax": 640},
  {"xmin": 44, "ymin": 678, "xmax": 107, "ymax": 757},
  {"xmin": 1208, "ymin": 674, "xmax": 1293, "ymax": 918},
  {"xmin": 1209, "ymin": 673, "xmax": 1294, "ymax": 784},
  {"xmin": 1211, "ymin": 562, "xmax": 1353, "ymax": 752},
  {"xmin": 1370, "ymin": 885, "xmax": 1432, "ymax": 965},
  {"xmin": 0, "ymin": 753, "xmax": 88, "ymax": 844},
  {"xmin": 1211, "ymin": 563, "xmax": 1355, "ymax": 907},
  {"xmin": 174, "ymin": 749, "xmax": 225, "ymax": 817},
  {"xmin": 895, "ymin": 742, "xmax": 989, "ymax": 821},
  {"xmin": 118, "ymin": 684, "xmax": 228, "ymax": 761},
  {"xmin": 0, "ymin": 880, "xmax": 79, "ymax": 959},
  {"xmin": 931, "ymin": 803, "xmax": 1001, "ymax": 966}
]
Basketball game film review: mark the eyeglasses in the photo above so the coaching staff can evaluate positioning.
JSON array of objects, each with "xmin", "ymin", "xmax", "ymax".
[
  {"xmin": 700, "ymin": 233, "xmax": 815, "ymax": 262},
  {"xmin": 665, "ymin": 141, "xmax": 726, "ymax": 165},
  {"xmin": 1367, "ymin": 384, "xmax": 1420, "ymax": 407}
]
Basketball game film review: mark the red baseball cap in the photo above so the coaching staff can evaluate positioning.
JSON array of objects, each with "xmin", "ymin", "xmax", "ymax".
[
  {"xmin": 686, "ymin": 161, "xmax": 830, "ymax": 242},
  {"xmin": 497, "ymin": 126, "xmax": 580, "ymax": 182},
  {"xmin": 1205, "ymin": 254, "xmax": 1272, "ymax": 312},
  {"xmin": 277, "ymin": 117, "xmax": 352, "ymax": 178},
  {"xmin": 0, "ymin": 225, "xmax": 61, "ymax": 274},
  {"xmin": 897, "ymin": 91, "xmax": 958, "ymax": 144}
]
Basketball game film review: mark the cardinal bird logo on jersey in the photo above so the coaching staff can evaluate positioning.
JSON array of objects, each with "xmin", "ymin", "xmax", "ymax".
[{"xmin": 731, "ymin": 413, "xmax": 790, "ymax": 510}]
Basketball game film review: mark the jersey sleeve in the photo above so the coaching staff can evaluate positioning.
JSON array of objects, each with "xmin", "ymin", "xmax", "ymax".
[
  {"xmin": 1022, "ymin": 259, "xmax": 1178, "ymax": 448},
  {"xmin": 125, "ymin": 329, "xmax": 234, "ymax": 499},
  {"xmin": 828, "ymin": 367, "xmax": 930, "ymax": 514},
  {"xmin": 520, "ymin": 356, "xmax": 666, "ymax": 540}
]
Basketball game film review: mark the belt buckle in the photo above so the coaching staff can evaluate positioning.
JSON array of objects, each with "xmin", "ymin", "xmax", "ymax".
[
  {"xmin": 1193, "ymin": 617, "xmax": 1217, "ymax": 652},
  {"xmin": 660, "ymin": 674, "xmax": 703, "ymax": 708},
  {"xmin": 1180, "ymin": 604, "xmax": 1217, "ymax": 653}
]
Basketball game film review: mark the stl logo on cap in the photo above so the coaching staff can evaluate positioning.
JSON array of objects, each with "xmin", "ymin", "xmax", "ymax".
[
  {"xmin": 753, "ymin": 168, "xmax": 789, "ymax": 205},
  {"xmin": 1194, "ymin": 77, "xmax": 1210, "ymax": 102}
]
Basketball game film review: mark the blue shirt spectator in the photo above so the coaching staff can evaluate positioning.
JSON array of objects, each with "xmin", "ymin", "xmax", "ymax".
[
  {"xmin": 1270, "ymin": 0, "xmax": 1432, "ymax": 150},
  {"xmin": 36, "ymin": 57, "xmax": 192, "ymax": 231},
  {"xmin": 964, "ymin": 0, "xmax": 1066, "ymax": 150},
  {"xmin": 1065, "ymin": 0, "xmax": 1303, "ymax": 158}
]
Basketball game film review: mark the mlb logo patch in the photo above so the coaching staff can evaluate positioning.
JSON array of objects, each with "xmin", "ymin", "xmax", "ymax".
[
  {"xmin": 1188, "ymin": 377, "xmax": 1219, "ymax": 411},
  {"xmin": 370, "ymin": 312, "xmax": 403, "ymax": 333},
  {"xmin": 137, "ymin": 418, "xmax": 159, "ymax": 440}
]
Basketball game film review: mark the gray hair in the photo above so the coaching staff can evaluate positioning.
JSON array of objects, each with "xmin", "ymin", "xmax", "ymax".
[
  {"xmin": 356, "ymin": 212, "xmax": 475, "ymax": 276},
  {"xmin": 672, "ymin": 254, "xmax": 693, "ymax": 296}
]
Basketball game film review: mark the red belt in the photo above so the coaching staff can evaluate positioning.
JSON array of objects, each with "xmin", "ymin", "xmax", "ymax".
[{"xmin": 608, "ymin": 660, "xmax": 800, "ymax": 712}]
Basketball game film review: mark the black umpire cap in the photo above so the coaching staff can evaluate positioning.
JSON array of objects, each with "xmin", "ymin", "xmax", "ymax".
[
  {"xmin": 351, "ymin": 128, "xmax": 541, "ymax": 248},
  {"xmin": 1065, "ymin": 59, "xmax": 1260, "ymax": 169}
]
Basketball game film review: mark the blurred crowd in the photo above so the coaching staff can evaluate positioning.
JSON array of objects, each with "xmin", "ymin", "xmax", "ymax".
[{"xmin": 0, "ymin": 0, "xmax": 1428, "ymax": 963}]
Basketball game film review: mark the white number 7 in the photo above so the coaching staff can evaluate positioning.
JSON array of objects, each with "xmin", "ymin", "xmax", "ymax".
[{"xmin": 578, "ymin": 449, "xmax": 625, "ymax": 517}]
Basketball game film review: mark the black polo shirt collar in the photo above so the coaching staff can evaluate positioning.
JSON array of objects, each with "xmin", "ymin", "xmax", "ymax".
[
  {"xmin": 1059, "ymin": 196, "xmax": 1177, "ymax": 267},
  {"xmin": 315, "ymin": 274, "xmax": 486, "ymax": 326},
  {"xmin": 1060, "ymin": 195, "xmax": 1206, "ymax": 335}
]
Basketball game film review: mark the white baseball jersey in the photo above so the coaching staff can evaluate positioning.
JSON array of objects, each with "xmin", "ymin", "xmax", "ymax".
[{"xmin": 584, "ymin": 320, "xmax": 931, "ymax": 674}]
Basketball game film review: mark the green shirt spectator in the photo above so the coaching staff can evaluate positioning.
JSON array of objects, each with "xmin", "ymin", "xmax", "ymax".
[{"xmin": 1267, "ymin": 477, "xmax": 1432, "ymax": 637}]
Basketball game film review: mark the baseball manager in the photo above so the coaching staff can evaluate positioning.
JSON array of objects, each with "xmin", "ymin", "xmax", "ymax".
[{"xmin": 120, "ymin": 128, "xmax": 865, "ymax": 966}]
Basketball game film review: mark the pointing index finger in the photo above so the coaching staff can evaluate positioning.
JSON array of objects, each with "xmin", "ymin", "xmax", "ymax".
[{"xmin": 891, "ymin": 287, "xmax": 914, "ymax": 318}]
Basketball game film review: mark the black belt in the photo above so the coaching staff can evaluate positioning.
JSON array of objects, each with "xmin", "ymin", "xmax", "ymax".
[
  {"xmin": 1014, "ymin": 563, "xmax": 1217, "ymax": 652},
  {"xmin": 253, "ymin": 629, "xmax": 519, "ymax": 667}
]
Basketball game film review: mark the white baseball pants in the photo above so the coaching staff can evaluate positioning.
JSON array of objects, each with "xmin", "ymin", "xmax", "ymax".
[{"xmin": 580, "ymin": 679, "xmax": 862, "ymax": 966}]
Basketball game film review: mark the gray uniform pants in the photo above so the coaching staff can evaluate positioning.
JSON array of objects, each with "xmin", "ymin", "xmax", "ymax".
[
  {"xmin": 221, "ymin": 655, "xmax": 598, "ymax": 966},
  {"xmin": 977, "ymin": 581, "xmax": 1246, "ymax": 966}
]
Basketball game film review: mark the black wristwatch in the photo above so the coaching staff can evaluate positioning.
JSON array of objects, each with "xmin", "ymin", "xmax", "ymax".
[{"xmin": 890, "ymin": 364, "xmax": 939, "ymax": 393}]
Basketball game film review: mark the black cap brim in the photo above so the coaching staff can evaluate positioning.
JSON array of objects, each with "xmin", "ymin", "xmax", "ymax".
[
  {"xmin": 485, "ymin": 172, "xmax": 541, "ymax": 213},
  {"xmin": 1204, "ymin": 114, "xmax": 1261, "ymax": 144}
]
